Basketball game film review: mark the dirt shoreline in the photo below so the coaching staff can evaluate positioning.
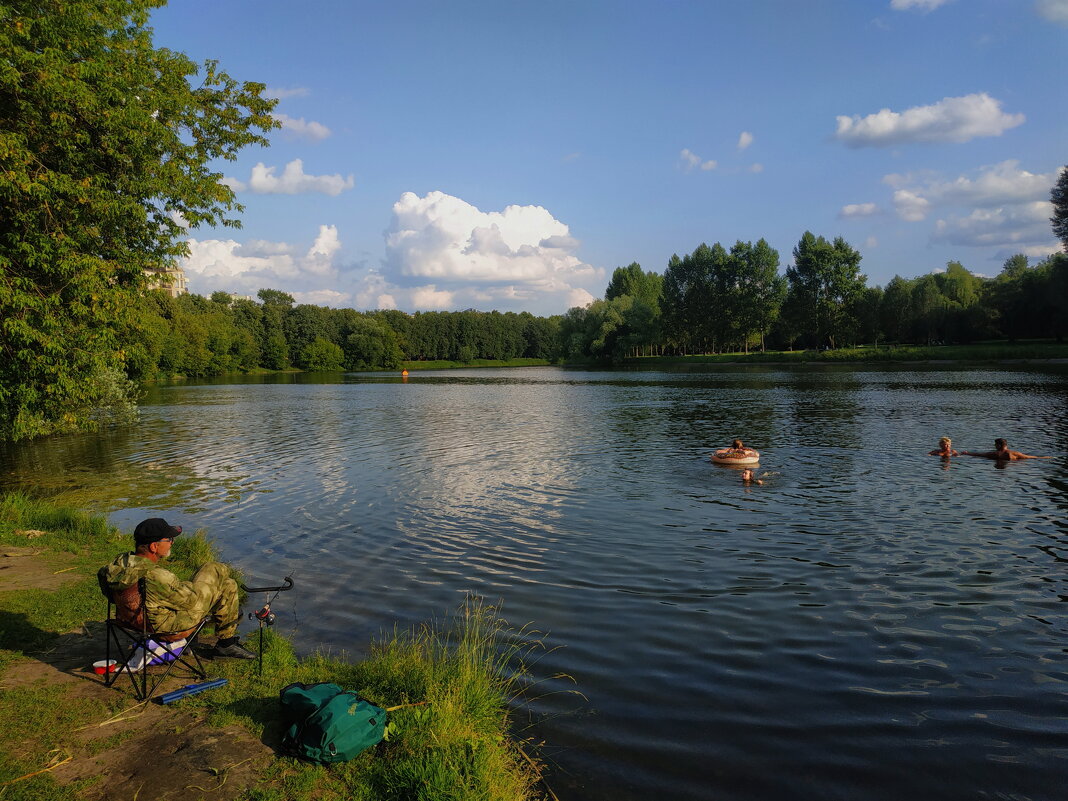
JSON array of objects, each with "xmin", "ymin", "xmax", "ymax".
[{"xmin": 0, "ymin": 552, "xmax": 271, "ymax": 800}]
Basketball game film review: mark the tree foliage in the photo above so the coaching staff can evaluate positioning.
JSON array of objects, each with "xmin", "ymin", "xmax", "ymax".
[
  {"xmin": 783, "ymin": 232, "xmax": 866, "ymax": 349},
  {"xmin": 1052, "ymin": 166, "xmax": 1068, "ymax": 251},
  {"xmin": 0, "ymin": 0, "xmax": 276, "ymax": 440}
]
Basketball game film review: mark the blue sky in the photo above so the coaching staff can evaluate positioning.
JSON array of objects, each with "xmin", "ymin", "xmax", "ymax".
[{"xmin": 153, "ymin": 0, "xmax": 1068, "ymax": 316}]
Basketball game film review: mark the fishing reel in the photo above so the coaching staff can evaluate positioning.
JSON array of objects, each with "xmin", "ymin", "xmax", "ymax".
[
  {"xmin": 239, "ymin": 576, "xmax": 294, "ymax": 674},
  {"xmin": 249, "ymin": 604, "xmax": 276, "ymax": 626}
]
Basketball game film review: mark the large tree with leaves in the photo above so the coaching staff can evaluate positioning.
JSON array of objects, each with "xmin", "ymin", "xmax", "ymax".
[
  {"xmin": 0, "ymin": 0, "xmax": 276, "ymax": 440},
  {"xmin": 782, "ymin": 232, "xmax": 866, "ymax": 349},
  {"xmin": 1052, "ymin": 166, "xmax": 1068, "ymax": 251}
]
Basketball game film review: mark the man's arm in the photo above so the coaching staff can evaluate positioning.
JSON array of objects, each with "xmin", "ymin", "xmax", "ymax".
[{"xmin": 146, "ymin": 566, "xmax": 201, "ymax": 612}]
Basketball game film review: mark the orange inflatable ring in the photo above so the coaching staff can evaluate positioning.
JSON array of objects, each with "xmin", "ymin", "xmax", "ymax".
[{"xmin": 711, "ymin": 448, "xmax": 760, "ymax": 465}]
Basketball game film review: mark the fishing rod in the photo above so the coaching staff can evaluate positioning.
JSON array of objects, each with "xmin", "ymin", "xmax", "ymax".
[{"xmin": 240, "ymin": 573, "xmax": 295, "ymax": 675}]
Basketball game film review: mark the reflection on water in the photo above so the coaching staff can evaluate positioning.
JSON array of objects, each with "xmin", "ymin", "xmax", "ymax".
[{"xmin": 2, "ymin": 365, "xmax": 1067, "ymax": 801}]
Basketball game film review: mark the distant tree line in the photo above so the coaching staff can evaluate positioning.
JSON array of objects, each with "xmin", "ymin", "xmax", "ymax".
[
  {"xmin": 560, "ymin": 230, "xmax": 1068, "ymax": 361},
  {"xmin": 121, "ymin": 290, "xmax": 563, "ymax": 379}
]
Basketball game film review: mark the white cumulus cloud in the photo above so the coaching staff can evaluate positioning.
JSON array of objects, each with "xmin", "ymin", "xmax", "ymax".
[
  {"xmin": 177, "ymin": 195, "xmax": 605, "ymax": 316},
  {"xmin": 410, "ymin": 285, "xmax": 455, "ymax": 309},
  {"xmin": 180, "ymin": 225, "xmax": 345, "ymax": 298},
  {"xmin": 885, "ymin": 161, "xmax": 1057, "ymax": 220},
  {"xmin": 932, "ymin": 202, "xmax": 1057, "ymax": 249},
  {"xmin": 835, "ymin": 93, "xmax": 1024, "ymax": 147},
  {"xmin": 384, "ymin": 191, "xmax": 601, "ymax": 293},
  {"xmin": 892, "ymin": 190, "xmax": 931, "ymax": 222},
  {"xmin": 226, "ymin": 159, "xmax": 354, "ymax": 196},
  {"xmin": 274, "ymin": 113, "xmax": 332, "ymax": 141},
  {"xmin": 1035, "ymin": 0, "xmax": 1068, "ymax": 24},
  {"xmin": 840, "ymin": 202, "xmax": 880, "ymax": 218},
  {"xmin": 737, "ymin": 131, "xmax": 754, "ymax": 151},
  {"xmin": 679, "ymin": 148, "xmax": 717, "ymax": 172}
]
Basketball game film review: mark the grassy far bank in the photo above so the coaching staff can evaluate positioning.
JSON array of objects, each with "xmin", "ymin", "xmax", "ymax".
[
  {"xmin": 401, "ymin": 358, "xmax": 552, "ymax": 371},
  {"xmin": 624, "ymin": 340, "xmax": 1068, "ymax": 366},
  {"xmin": 0, "ymin": 493, "xmax": 549, "ymax": 801}
]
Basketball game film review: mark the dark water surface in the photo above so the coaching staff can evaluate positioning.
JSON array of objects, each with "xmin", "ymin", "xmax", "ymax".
[{"xmin": 3, "ymin": 365, "xmax": 1067, "ymax": 800}]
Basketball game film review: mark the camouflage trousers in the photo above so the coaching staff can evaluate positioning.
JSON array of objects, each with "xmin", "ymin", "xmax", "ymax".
[{"xmin": 170, "ymin": 562, "xmax": 241, "ymax": 639}]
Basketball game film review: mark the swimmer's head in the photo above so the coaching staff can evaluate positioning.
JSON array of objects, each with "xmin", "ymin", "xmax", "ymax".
[
  {"xmin": 732, "ymin": 439, "xmax": 744, "ymax": 449},
  {"xmin": 741, "ymin": 468, "xmax": 753, "ymax": 480},
  {"xmin": 939, "ymin": 436, "xmax": 951, "ymax": 447},
  {"xmin": 994, "ymin": 438, "xmax": 1007, "ymax": 450}
]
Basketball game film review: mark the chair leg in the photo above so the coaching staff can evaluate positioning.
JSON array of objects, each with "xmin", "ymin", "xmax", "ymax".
[{"xmin": 103, "ymin": 620, "xmax": 212, "ymax": 701}]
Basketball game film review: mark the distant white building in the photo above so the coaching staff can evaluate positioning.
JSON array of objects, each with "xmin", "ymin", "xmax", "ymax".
[{"xmin": 145, "ymin": 265, "xmax": 188, "ymax": 297}]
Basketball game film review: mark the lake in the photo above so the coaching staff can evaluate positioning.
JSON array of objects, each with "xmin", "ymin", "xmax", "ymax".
[{"xmin": 2, "ymin": 365, "xmax": 1066, "ymax": 800}]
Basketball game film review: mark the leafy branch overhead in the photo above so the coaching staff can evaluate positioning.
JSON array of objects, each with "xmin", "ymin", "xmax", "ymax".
[{"xmin": 0, "ymin": 0, "xmax": 277, "ymax": 441}]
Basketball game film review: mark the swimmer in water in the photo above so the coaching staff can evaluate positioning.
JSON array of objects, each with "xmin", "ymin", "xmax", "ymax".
[
  {"xmin": 929, "ymin": 436, "xmax": 960, "ymax": 457},
  {"xmin": 741, "ymin": 468, "xmax": 763, "ymax": 485},
  {"xmin": 961, "ymin": 438, "xmax": 1050, "ymax": 461}
]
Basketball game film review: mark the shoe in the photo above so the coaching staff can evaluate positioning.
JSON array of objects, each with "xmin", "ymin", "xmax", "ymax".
[{"xmin": 212, "ymin": 641, "xmax": 256, "ymax": 660}]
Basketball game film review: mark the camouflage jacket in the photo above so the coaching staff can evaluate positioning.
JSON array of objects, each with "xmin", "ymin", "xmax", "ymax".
[{"xmin": 97, "ymin": 552, "xmax": 203, "ymax": 633}]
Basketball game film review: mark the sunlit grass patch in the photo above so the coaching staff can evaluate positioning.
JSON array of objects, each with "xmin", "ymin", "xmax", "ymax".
[{"xmin": 0, "ymin": 494, "xmax": 554, "ymax": 801}]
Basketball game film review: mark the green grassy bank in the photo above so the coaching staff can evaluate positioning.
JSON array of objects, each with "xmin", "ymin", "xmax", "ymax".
[
  {"xmin": 0, "ymin": 493, "xmax": 548, "ymax": 801},
  {"xmin": 401, "ymin": 358, "xmax": 552, "ymax": 371},
  {"xmin": 624, "ymin": 341, "xmax": 1068, "ymax": 366}
]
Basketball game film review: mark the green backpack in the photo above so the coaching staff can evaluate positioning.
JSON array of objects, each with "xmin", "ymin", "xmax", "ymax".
[{"xmin": 279, "ymin": 681, "xmax": 387, "ymax": 763}]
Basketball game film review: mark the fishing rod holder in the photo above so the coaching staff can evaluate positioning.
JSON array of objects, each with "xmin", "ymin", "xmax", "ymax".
[{"xmin": 239, "ymin": 576, "xmax": 294, "ymax": 674}]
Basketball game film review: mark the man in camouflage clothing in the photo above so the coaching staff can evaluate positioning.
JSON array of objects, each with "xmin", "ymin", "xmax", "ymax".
[{"xmin": 98, "ymin": 518, "xmax": 255, "ymax": 659}]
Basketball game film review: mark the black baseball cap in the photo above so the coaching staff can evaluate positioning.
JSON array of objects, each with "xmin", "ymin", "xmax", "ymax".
[{"xmin": 133, "ymin": 518, "xmax": 183, "ymax": 545}]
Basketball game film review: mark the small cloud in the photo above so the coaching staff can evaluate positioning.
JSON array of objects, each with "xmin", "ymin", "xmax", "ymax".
[
  {"xmin": 679, "ymin": 148, "xmax": 717, "ymax": 172},
  {"xmin": 273, "ymin": 113, "xmax": 332, "ymax": 141},
  {"xmin": 890, "ymin": 0, "xmax": 953, "ymax": 11},
  {"xmin": 884, "ymin": 160, "xmax": 1056, "ymax": 214},
  {"xmin": 562, "ymin": 152, "xmax": 581, "ymax": 162},
  {"xmin": 840, "ymin": 202, "xmax": 880, "ymax": 218},
  {"xmin": 737, "ymin": 131, "xmax": 754, "ymax": 151},
  {"xmin": 835, "ymin": 93, "xmax": 1024, "ymax": 147},
  {"xmin": 220, "ymin": 175, "xmax": 246, "ymax": 192},
  {"xmin": 749, "ymin": 163, "xmax": 764, "ymax": 173},
  {"xmin": 230, "ymin": 158, "xmax": 355, "ymax": 196},
  {"xmin": 932, "ymin": 202, "xmax": 1053, "ymax": 247},
  {"xmin": 865, "ymin": 236, "xmax": 879, "ymax": 249},
  {"xmin": 893, "ymin": 189, "xmax": 932, "ymax": 222},
  {"xmin": 295, "ymin": 289, "xmax": 350, "ymax": 306},
  {"xmin": 567, "ymin": 287, "xmax": 595, "ymax": 308},
  {"xmin": 265, "ymin": 86, "xmax": 310, "ymax": 100},
  {"xmin": 411, "ymin": 285, "xmax": 455, "ymax": 309},
  {"xmin": 994, "ymin": 244, "xmax": 1061, "ymax": 261},
  {"xmin": 1035, "ymin": 0, "xmax": 1068, "ymax": 25}
]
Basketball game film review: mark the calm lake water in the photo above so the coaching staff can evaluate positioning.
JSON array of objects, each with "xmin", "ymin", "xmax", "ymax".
[{"xmin": 3, "ymin": 365, "xmax": 1067, "ymax": 800}]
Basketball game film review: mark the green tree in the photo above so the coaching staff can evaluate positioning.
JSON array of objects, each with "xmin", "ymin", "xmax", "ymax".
[
  {"xmin": 879, "ymin": 276, "xmax": 913, "ymax": 344},
  {"xmin": 783, "ymin": 232, "xmax": 866, "ymax": 349},
  {"xmin": 300, "ymin": 337, "xmax": 344, "ymax": 371},
  {"xmin": 731, "ymin": 239, "xmax": 785, "ymax": 352},
  {"xmin": 343, "ymin": 316, "xmax": 403, "ymax": 370},
  {"xmin": 0, "ymin": 0, "xmax": 276, "ymax": 440},
  {"xmin": 855, "ymin": 286, "xmax": 884, "ymax": 346},
  {"xmin": 1052, "ymin": 166, "xmax": 1068, "ymax": 251}
]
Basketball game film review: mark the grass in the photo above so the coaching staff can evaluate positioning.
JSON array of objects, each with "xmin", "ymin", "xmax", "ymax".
[
  {"xmin": 401, "ymin": 358, "xmax": 552, "ymax": 371},
  {"xmin": 0, "ymin": 492, "xmax": 551, "ymax": 801},
  {"xmin": 625, "ymin": 340, "xmax": 1068, "ymax": 366}
]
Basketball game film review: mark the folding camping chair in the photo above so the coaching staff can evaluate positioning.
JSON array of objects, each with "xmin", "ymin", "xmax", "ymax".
[{"xmin": 102, "ymin": 578, "xmax": 210, "ymax": 701}]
